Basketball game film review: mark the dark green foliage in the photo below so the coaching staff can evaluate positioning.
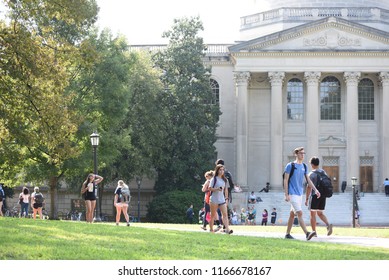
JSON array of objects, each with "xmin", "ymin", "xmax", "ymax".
[
  {"xmin": 151, "ymin": 16, "xmax": 220, "ymax": 195},
  {"xmin": 1, "ymin": 185, "xmax": 15, "ymax": 199},
  {"xmin": 146, "ymin": 189, "xmax": 203, "ymax": 223}
]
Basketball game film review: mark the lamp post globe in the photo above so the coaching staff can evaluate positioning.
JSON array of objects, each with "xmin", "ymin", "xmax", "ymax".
[{"xmin": 90, "ymin": 132, "xmax": 101, "ymax": 222}]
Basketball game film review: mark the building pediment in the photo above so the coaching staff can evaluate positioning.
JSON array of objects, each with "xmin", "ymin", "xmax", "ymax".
[
  {"xmin": 319, "ymin": 135, "xmax": 346, "ymax": 147},
  {"xmin": 230, "ymin": 17, "xmax": 389, "ymax": 53}
]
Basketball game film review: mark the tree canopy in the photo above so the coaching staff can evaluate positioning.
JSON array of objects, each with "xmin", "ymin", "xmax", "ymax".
[{"xmin": 151, "ymin": 16, "xmax": 220, "ymax": 194}]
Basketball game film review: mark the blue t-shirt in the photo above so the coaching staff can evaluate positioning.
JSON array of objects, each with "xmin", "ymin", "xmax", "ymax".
[{"xmin": 284, "ymin": 162, "xmax": 307, "ymax": 196}]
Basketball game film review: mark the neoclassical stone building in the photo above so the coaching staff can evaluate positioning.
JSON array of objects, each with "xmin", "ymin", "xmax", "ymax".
[{"xmin": 207, "ymin": 0, "xmax": 389, "ymax": 193}]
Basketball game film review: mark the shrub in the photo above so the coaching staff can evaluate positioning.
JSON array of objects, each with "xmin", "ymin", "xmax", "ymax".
[{"xmin": 147, "ymin": 189, "xmax": 203, "ymax": 223}]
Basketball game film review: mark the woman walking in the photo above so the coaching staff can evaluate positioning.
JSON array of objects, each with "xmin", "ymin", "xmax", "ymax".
[
  {"xmin": 114, "ymin": 180, "xmax": 130, "ymax": 226},
  {"xmin": 81, "ymin": 173, "xmax": 104, "ymax": 223},
  {"xmin": 31, "ymin": 187, "xmax": 44, "ymax": 220},
  {"xmin": 208, "ymin": 164, "xmax": 233, "ymax": 234},
  {"xmin": 200, "ymin": 170, "xmax": 213, "ymax": 230},
  {"xmin": 19, "ymin": 187, "xmax": 30, "ymax": 218}
]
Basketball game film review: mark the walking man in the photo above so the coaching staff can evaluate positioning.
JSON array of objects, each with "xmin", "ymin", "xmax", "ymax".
[
  {"xmin": 283, "ymin": 147, "xmax": 320, "ymax": 240},
  {"xmin": 306, "ymin": 157, "xmax": 333, "ymax": 236}
]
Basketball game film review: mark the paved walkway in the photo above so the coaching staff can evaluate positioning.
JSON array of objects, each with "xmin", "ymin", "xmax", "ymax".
[
  {"xmin": 133, "ymin": 224, "xmax": 389, "ymax": 249},
  {"xmin": 234, "ymin": 230, "xmax": 389, "ymax": 249}
]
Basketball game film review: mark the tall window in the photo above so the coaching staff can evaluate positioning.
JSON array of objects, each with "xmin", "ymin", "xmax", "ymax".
[
  {"xmin": 210, "ymin": 79, "xmax": 220, "ymax": 105},
  {"xmin": 358, "ymin": 78, "xmax": 374, "ymax": 120},
  {"xmin": 286, "ymin": 78, "xmax": 304, "ymax": 120},
  {"xmin": 320, "ymin": 76, "xmax": 341, "ymax": 120}
]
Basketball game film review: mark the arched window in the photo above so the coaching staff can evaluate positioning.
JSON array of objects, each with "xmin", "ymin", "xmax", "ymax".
[
  {"xmin": 358, "ymin": 78, "xmax": 374, "ymax": 120},
  {"xmin": 210, "ymin": 79, "xmax": 220, "ymax": 105},
  {"xmin": 286, "ymin": 78, "xmax": 304, "ymax": 120},
  {"xmin": 320, "ymin": 76, "xmax": 341, "ymax": 120}
]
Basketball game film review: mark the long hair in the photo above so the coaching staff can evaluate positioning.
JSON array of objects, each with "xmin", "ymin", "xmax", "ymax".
[
  {"xmin": 118, "ymin": 180, "xmax": 129, "ymax": 189},
  {"xmin": 82, "ymin": 173, "xmax": 94, "ymax": 189},
  {"xmin": 214, "ymin": 164, "xmax": 227, "ymax": 183}
]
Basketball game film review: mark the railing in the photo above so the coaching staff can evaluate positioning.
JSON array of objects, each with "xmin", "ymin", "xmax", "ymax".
[
  {"xmin": 241, "ymin": 7, "xmax": 388, "ymax": 29},
  {"xmin": 129, "ymin": 44, "xmax": 231, "ymax": 56}
]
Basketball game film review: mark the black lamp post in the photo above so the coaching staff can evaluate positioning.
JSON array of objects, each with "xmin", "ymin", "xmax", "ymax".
[
  {"xmin": 90, "ymin": 132, "xmax": 101, "ymax": 222},
  {"xmin": 136, "ymin": 177, "xmax": 141, "ymax": 222},
  {"xmin": 351, "ymin": 176, "xmax": 357, "ymax": 228}
]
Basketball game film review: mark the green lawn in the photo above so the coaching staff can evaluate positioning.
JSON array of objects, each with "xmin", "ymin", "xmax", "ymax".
[{"xmin": 0, "ymin": 217, "xmax": 388, "ymax": 260}]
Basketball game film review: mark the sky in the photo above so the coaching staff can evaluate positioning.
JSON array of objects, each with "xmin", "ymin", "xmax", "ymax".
[{"xmin": 96, "ymin": 0, "xmax": 261, "ymax": 44}]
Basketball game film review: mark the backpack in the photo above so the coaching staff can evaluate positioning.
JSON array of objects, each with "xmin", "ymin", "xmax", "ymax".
[
  {"xmin": 314, "ymin": 170, "xmax": 333, "ymax": 198},
  {"xmin": 283, "ymin": 162, "xmax": 307, "ymax": 185},
  {"xmin": 121, "ymin": 187, "xmax": 131, "ymax": 202},
  {"xmin": 224, "ymin": 170, "xmax": 234, "ymax": 202},
  {"xmin": 34, "ymin": 193, "xmax": 44, "ymax": 204}
]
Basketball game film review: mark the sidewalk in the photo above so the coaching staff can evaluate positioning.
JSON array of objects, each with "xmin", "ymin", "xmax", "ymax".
[
  {"xmin": 234, "ymin": 230, "xmax": 389, "ymax": 249},
  {"xmin": 133, "ymin": 224, "xmax": 389, "ymax": 249}
]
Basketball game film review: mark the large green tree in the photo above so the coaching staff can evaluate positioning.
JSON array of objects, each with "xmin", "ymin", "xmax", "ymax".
[
  {"xmin": 0, "ymin": 0, "xmax": 98, "ymax": 216},
  {"xmin": 151, "ymin": 16, "xmax": 220, "ymax": 193}
]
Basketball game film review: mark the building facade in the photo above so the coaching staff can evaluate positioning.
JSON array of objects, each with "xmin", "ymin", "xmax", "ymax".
[{"xmin": 208, "ymin": 1, "xmax": 389, "ymax": 193}]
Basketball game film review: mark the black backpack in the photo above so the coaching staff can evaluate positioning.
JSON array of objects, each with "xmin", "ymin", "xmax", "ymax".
[
  {"xmin": 34, "ymin": 193, "xmax": 44, "ymax": 204},
  {"xmin": 313, "ymin": 170, "xmax": 333, "ymax": 198},
  {"xmin": 224, "ymin": 170, "xmax": 234, "ymax": 202}
]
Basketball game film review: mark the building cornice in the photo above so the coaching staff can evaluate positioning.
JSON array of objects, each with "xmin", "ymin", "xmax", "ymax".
[{"xmin": 232, "ymin": 51, "xmax": 389, "ymax": 57}]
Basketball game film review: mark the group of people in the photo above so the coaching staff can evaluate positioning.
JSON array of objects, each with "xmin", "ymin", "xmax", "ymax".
[
  {"xmin": 236, "ymin": 207, "xmax": 277, "ymax": 226},
  {"xmin": 0, "ymin": 185, "xmax": 46, "ymax": 219},
  {"xmin": 199, "ymin": 148, "xmax": 334, "ymax": 240},
  {"xmin": 247, "ymin": 182, "xmax": 270, "ymax": 204},
  {"xmin": 200, "ymin": 159, "xmax": 234, "ymax": 234},
  {"xmin": 81, "ymin": 173, "xmax": 131, "ymax": 226}
]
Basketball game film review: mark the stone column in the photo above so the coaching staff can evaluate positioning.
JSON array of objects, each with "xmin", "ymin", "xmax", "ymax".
[
  {"xmin": 234, "ymin": 71, "xmax": 251, "ymax": 187},
  {"xmin": 344, "ymin": 72, "xmax": 361, "ymax": 183},
  {"xmin": 268, "ymin": 72, "xmax": 285, "ymax": 190},
  {"xmin": 379, "ymin": 72, "xmax": 389, "ymax": 187},
  {"xmin": 304, "ymin": 72, "xmax": 321, "ymax": 160}
]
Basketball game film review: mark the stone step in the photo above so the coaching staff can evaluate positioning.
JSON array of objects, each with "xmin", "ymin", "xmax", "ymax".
[{"xmin": 228, "ymin": 191, "xmax": 389, "ymax": 227}]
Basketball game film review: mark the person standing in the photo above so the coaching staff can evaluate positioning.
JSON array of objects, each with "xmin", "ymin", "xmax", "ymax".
[
  {"xmin": 114, "ymin": 180, "xmax": 130, "ymax": 226},
  {"xmin": 209, "ymin": 164, "xmax": 233, "ymax": 234},
  {"xmin": 270, "ymin": 208, "xmax": 277, "ymax": 225},
  {"xmin": 81, "ymin": 173, "xmax": 104, "ymax": 223},
  {"xmin": 306, "ymin": 157, "xmax": 333, "ymax": 236},
  {"xmin": 186, "ymin": 204, "xmax": 194, "ymax": 224},
  {"xmin": 201, "ymin": 170, "xmax": 213, "ymax": 230},
  {"xmin": 0, "ymin": 184, "xmax": 5, "ymax": 217},
  {"xmin": 355, "ymin": 209, "xmax": 361, "ymax": 227},
  {"xmin": 240, "ymin": 208, "xmax": 247, "ymax": 225},
  {"xmin": 19, "ymin": 187, "xmax": 30, "ymax": 218},
  {"xmin": 230, "ymin": 207, "xmax": 239, "ymax": 225},
  {"xmin": 31, "ymin": 187, "xmax": 44, "ymax": 220},
  {"xmin": 283, "ymin": 147, "xmax": 320, "ymax": 240},
  {"xmin": 384, "ymin": 178, "xmax": 389, "ymax": 197},
  {"xmin": 261, "ymin": 209, "xmax": 268, "ymax": 226}
]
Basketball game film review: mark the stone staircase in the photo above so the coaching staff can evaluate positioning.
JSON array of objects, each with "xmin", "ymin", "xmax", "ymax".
[{"xmin": 229, "ymin": 191, "xmax": 389, "ymax": 227}]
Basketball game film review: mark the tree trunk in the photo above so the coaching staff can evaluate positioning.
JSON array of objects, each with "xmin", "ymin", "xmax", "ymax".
[{"xmin": 49, "ymin": 176, "xmax": 58, "ymax": 219}]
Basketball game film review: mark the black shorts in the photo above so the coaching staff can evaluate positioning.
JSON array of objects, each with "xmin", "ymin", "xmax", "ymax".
[
  {"xmin": 33, "ymin": 203, "xmax": 43, "ymax": 209},
  {"xmin": 309, "ymin": 195, "xmax": 326, "ymax": 211}
]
